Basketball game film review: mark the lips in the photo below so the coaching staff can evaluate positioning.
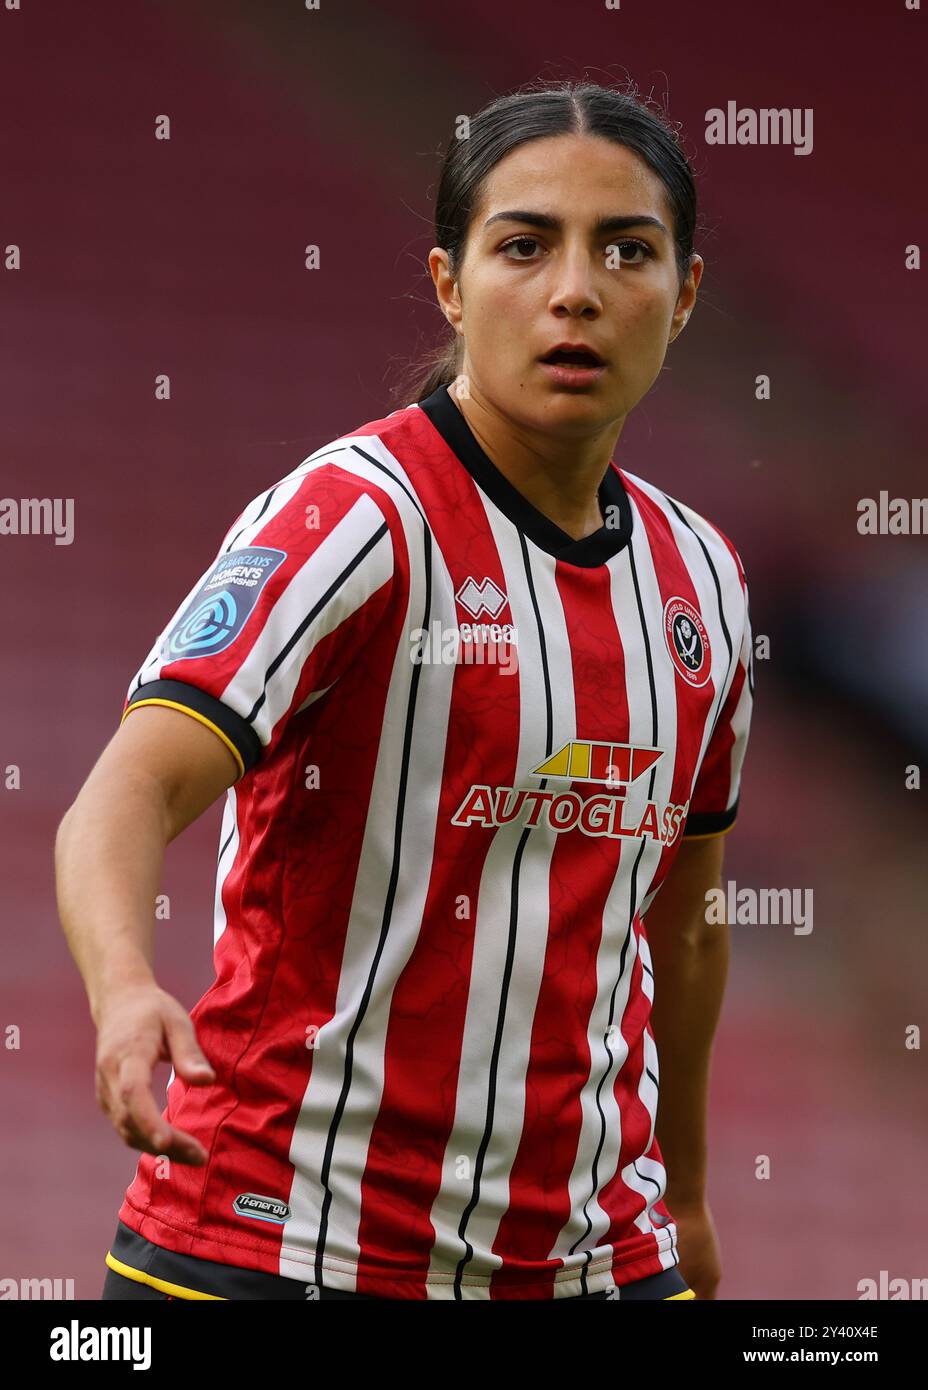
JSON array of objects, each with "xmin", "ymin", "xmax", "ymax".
[{"xmin": 540, "ymin": 344, "xmax": 605, "ymax": 368}]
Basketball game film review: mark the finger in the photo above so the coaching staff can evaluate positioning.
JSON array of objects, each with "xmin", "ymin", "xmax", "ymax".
[
  {"xmin": 156, "ymin": 1125, "xmax": 210, "ymax": 1165},
  {"xmin": 113, "ymin": 1114, "xmax": 209, "ymax": 1166},
  {"xmin": 95, "ymin": 1070, "xmax": 111, "ymax": 1116},
  {"xmin": 108, "ymin": 1079, "xmax": 210, "ymax": 1164},
  {"xmin": 114, "ymin": 1053, "xmax": 168, "ymax": 1151},
  {"xmin": 162, "ymin": 1009, "xmax": 216, "ymax": 1083}
]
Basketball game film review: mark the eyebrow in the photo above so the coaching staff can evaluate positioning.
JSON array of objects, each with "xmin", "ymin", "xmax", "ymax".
[{"xmin": 483, "ymin": 210, "xmax": 669, "ymax": 237}]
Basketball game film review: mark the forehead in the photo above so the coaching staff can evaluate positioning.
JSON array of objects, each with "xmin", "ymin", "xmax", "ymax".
[{"xmin": 472, "ymin": 134, "xmax": 671, "ymax": 227}]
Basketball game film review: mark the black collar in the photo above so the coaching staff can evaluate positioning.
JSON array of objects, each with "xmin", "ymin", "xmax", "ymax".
[{"xmin": 417, "ymin": 383, "xmax": 633, "ymax": 568}]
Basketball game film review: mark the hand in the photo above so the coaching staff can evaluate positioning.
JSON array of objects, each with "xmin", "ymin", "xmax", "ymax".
[
  {"xmin": 671, "ymin": 1199, "xmax": 722, "ymax": 1299},
  {"xmin": 94, "ymin": 980, "xmax": 216, "ymax": 1165}
]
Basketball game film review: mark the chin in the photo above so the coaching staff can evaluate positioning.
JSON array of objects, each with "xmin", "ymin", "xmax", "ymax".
[{"xmin": 536, "ymin": 389, "xmax": 613, "ymax": 420}]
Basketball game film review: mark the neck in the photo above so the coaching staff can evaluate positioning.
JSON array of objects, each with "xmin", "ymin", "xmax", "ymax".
[{"xmin": 447, "ymin": 378, "xmax": 624, "ymax": 542}]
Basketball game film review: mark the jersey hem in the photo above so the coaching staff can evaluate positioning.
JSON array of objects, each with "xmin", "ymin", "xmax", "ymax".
[{"xmin": 118, "ymin": 1195, "xmax": 678, "ymax": 1297}]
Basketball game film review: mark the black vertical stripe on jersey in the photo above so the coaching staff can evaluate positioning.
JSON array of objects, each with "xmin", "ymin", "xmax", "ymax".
[
  {"xmin": 568, "ymin": 521, "xmax": 663, "ymax": 1290},
  {"xmin": 624, "ymin": 523, "xmax": 695, "ymax": 1262},
  {"xmin": 221, "ymin": 444, "xmax": 353, "ymax": 554},
  {"xmin": 217, "ymin": 815, "xmax": 236, "ymax": 865},
  {"xmin": 568, "ymin": 914, "xmax": 636, "ymax": 1297},
  {"xmin": 452, "ymin": 533, "xmax": 554, "ymax": 1299},
  {"xmin": 223, "ymin": 483, "xmax": 280, "ymax": 556},
  {"xmin": 661, "ymin": 493, "xmax": 737, "ymax": 716},
  {"xmin": 243, "ymin": 520, "xmax": 390, "ymax": 725},
  {"xmin": 348, "ymin": 442, "xmax": 436, "ymax": 520},
  {"xmin": 631, "ymin": 1162, "xmax": 661, "ymax": 1199},
  {"xmin": 310, "ymin": 450, "xmax": 434, "ymax": 1287},
  {"xmin": 660, "ymin": 492, "xmax": 749, "ymax": 837},
  {"xmin": 744, "ymin": 582, "xmax": 756, "ymax": 698}
]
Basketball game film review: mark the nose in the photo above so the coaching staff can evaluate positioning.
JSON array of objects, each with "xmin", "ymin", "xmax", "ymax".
[{"xmin": 547, "ymin": 246, "xmax": 603, "ymax": 319}]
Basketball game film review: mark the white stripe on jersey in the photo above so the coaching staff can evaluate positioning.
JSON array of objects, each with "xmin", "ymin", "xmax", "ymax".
[
  {"xmin": 425, "ymin": 510, "xmax": 570, "ymax": 1292},
  {"xmin": 215, "ymin": 493, "xmax": 393, "ymax": 743},
  {"xmin": 280, "ymin": 435, "xmax": 459, "ymax": 1289},
  {"xmin": 212, "ymin": 787, "xmax": 239, "ymax": 950},
  {"xmin": 547, "ymin": 526, "xmax": 674, "ymax": 1267},
  {"xmin": 625, "ymin": 472, "xmax": 745, "ymax": 761}
]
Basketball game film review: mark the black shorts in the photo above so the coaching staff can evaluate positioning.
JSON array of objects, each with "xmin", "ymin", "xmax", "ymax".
[{"xmin": 102, "ymin": 1220, "xmax": 694, "ymax": 1301}]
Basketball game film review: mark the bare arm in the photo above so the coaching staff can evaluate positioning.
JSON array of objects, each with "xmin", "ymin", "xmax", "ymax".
[
  {"xmin": 54, "ymin": 705, "xmax": 241, "ymax": 1163},
  {"xmin": 646, "ymin": 833, "xmax": 728, "ymax": 1207}
]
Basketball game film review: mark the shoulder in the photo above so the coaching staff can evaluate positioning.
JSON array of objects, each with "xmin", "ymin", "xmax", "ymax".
[
  {"xmin": 620, "ymin": 466, "xmax": 748, "ymax": 593},
  {"xmin": 228, "ymin": 401, "xmax": 426, "ymax": 544}
]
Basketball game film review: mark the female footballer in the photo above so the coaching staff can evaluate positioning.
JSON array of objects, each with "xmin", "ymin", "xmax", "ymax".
[{"xmin": 56, "ymin": 78, "xmax": 754, "ymax": 1301}]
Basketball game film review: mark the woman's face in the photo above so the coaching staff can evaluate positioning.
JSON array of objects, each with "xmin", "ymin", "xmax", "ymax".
[{"xmin": 430, "ymin": 132, "xmax": 702, "ymax": 436}]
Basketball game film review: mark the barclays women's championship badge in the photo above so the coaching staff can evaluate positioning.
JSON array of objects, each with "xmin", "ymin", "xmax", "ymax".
[{"xmin": 161, "ymin": 547, "xmax": 287, "ymax": 661}]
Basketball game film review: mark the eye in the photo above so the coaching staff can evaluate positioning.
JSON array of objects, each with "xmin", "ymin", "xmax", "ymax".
[
  {"xmin": 499, "ymin": 235, "xmax": 655, "ymax": 265},
  {"xmin": 499, "ymin": 235, "xmax": 542, "ymax": 260},
  {"xmin": 607, "ymin": 239, "xmax": 654, "ymax": 266}
]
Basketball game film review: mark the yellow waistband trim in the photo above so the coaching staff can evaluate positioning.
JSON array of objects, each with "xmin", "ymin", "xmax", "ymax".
[
  {"xmin": 106, "ymin": 1245, "xmax": 696, "ymax": 1302},
  {"xmin": 105, "ymin": 1249, "xmax": 226, "ymax": 1300},
  {"xmin": 120, "ymin": 698, "xmax": 245, "ymax": 779}
]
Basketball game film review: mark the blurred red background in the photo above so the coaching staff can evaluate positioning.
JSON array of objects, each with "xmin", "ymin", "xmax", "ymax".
[{"xmin": 1, "ymin": 0, "xmax": 925, "ymax": 1300}]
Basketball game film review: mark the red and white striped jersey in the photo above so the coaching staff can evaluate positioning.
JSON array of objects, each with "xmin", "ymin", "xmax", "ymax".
[{"xmin": 117, "ymin": 382, "xmax": 754, "ymax": 1300}]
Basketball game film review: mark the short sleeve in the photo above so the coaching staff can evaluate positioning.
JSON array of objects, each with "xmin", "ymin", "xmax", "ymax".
[
  {"xmin": 682, "ymin": 575, "xmax": 754, "ymax": 838},
  {"xmin": 120, "ymin": 464, "xmax": 397, "ymax": 779}
]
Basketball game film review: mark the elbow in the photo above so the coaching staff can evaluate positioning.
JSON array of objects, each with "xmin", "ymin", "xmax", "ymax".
[{"xmin": 54, "ymin": 803, "xmax": 79, "ymax": 858}]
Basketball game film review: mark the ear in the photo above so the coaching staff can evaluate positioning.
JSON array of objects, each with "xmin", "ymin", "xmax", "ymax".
[
  {"xmin": 429, "ymin": 248, "xmax": 464, "ymax": 334},
  {"xmin": 669, "ymin": 253, "xmax": 703, "ymax": 343}
]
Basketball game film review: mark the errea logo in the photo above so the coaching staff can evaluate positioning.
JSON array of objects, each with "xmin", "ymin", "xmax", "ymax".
[
  {"xmin": 233, "ymin": 1192, "xmax": 291, "ymax": 1224},
  {"xmin": 455, "ymin": 576, "xmax": 508, "ymax": 619}
]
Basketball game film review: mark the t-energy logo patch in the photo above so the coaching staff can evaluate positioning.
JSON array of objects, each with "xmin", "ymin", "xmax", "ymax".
[
  {"xmin": 162, "ymin": 547, "xmax": 287, "ymax": 661},
  {"xmin": 233, "ymin": 1192, "xmax": 291, "ymax": 1224}
]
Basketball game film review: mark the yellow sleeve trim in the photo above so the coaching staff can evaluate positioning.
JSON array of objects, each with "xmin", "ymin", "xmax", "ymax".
[
  {"xmin": 105, "ymin": 1249, "xmax": 226, "ymax": 1300},
  {"xmin": 120, "ymin": 698, "xmax": 245, "ymax": 780},
  {"xmin": 681, "ymin": 818, "xmax": 737, "ymax": 841},
  {"xmin": 664, "ymin": 1288, "xmax": 697, "ymax": 1299}
]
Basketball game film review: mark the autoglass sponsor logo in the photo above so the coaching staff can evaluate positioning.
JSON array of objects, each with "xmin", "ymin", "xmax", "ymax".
[
  {"xmin": 451, "ymin": 740, "xmax": 691, "ymax": 847},
  {"xmin": 233, "ymin": 1192, "xmax": 291, "ymax": 1224}
]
